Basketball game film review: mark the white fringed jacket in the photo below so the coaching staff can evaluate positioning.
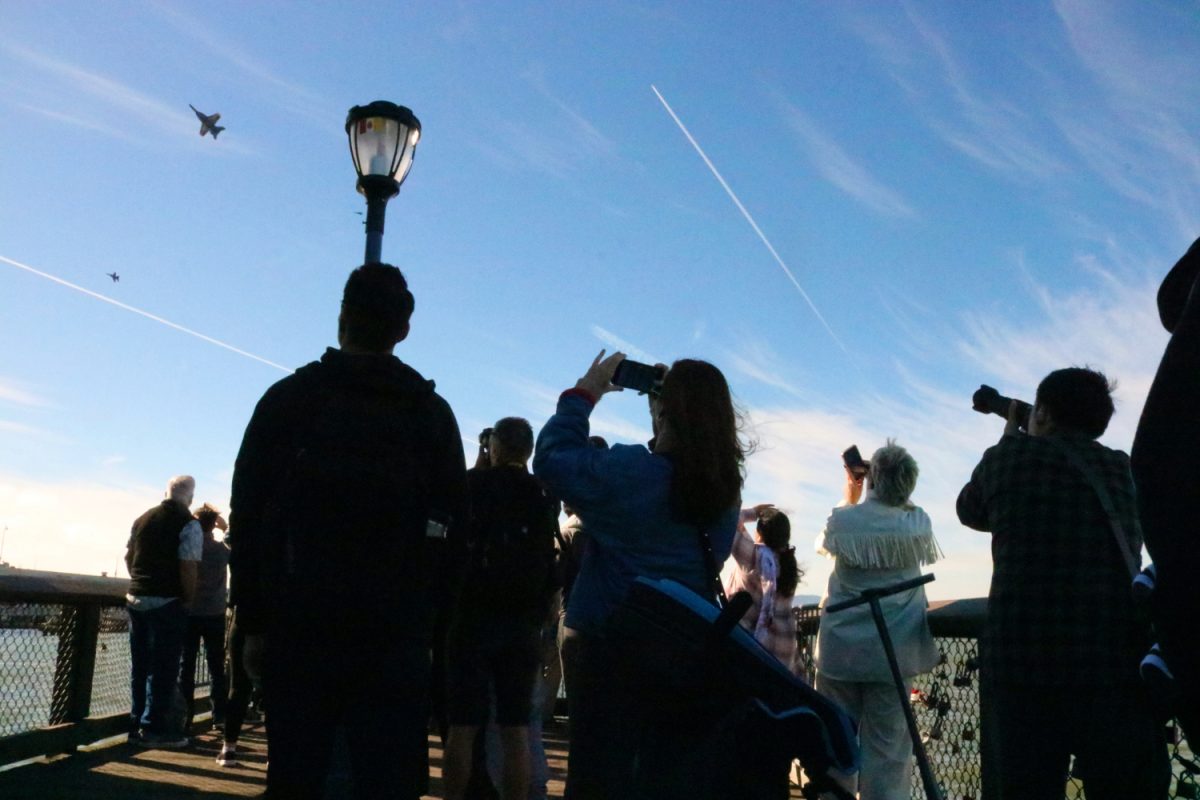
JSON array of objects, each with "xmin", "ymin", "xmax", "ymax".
[{"xmin": 814, "ymin": 492, "xmax": 942, "ymax": 682}]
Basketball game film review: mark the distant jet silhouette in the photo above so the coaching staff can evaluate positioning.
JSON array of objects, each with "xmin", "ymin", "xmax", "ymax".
[
  {"xmin": 106, "ymin": 272, "xmax": 119, "ymax": 283},
  {"xmin": 189, "ymin": 104, "xmax": 225, "ymax": 139}
]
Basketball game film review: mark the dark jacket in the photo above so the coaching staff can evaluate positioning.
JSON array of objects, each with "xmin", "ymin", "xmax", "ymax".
[
  {"xmin": 127, "ymin": 500, "xmax": 194, "ymax": 598},
  {"xmin": 228, "ymin": 348, "xmax": 468, "ymax": 639},
  {"xmin": 957, "ymin": 432, "xmax": 1147, "ymax": 687}
]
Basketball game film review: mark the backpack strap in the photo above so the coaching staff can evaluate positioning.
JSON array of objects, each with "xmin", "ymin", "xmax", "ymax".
[
  {"xmin": 1044, "ymin": 437, "xmax": 1141, "ymax": 579},
  {"xmin": 696, "ymin": 525, "xmax": 730, "ymax": 609}
]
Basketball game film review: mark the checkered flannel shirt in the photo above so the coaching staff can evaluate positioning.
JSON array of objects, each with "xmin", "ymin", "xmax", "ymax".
[{"xmin": 957, "ymin": 432, "xmax": 1150, "ymax": 687}]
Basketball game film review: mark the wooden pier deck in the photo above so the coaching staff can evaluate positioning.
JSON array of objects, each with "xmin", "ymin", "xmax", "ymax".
[
  {"xmin": 0, "ymin": 717, "xmax": 810, "ymax": 798},
  {"xmin": 0, "ymin": 719, "xmax": 573, "ymax": 799}
]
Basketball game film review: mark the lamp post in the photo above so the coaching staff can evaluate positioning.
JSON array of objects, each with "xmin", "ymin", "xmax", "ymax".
[{"xmin": 345, "ymin": 101, "xmax": 422, "ymax": 264}]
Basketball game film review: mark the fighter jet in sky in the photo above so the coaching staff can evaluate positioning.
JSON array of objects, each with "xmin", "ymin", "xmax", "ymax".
[
  {"xmin": 106, "ymin": 272, "xmax": 119, "ymax": 283},
  {"xmin": 189, "ymin": 105, "xmax": 225, "ymax": 139}
]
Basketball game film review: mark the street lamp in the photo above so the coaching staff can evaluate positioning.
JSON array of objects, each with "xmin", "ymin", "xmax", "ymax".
[{"xmin": 345, "ymin": 101, "xmax": 422, "ymax": 264}]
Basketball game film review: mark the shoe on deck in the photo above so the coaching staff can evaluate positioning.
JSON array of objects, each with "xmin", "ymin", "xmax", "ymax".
[
  {"xmin": 137, "ymin": 732, "xmax": 190, "ymax": 749},
  {"xmin": 217, "ymin": 744, "xmax": 238, "ymax": 767}
]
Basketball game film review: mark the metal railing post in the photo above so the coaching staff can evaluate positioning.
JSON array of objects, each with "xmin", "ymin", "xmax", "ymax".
[{"xmin": 49, "ymin": 604, "xmax": 100, "ymax": 724}]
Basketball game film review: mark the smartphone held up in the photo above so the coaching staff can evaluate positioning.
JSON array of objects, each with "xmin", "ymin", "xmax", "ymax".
[
  {"xmin": 842, "ymin": 445, "xmax": 869, "ymax": 480},
  {"xmin": 611, "ymin": 359, "xmax": 666, "ymax": 395}
]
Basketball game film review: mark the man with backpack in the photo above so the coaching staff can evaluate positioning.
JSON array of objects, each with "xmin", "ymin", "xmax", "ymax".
[
  {"xmin": 443, "ymin": 417, "xmax": 559, "ymax": 800},
  {"xmin": 228, "ymin": 263, "xmax": 468, "ymax": 800}
]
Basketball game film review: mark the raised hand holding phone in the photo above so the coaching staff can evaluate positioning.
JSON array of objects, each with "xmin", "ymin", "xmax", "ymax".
[
  {"xmin": 574, "ymin": 350, "xmax": 627, "ymax": 401},
  {"xmin": 842, "ymin": 445, "xmax": 868, "ymax": 505}
]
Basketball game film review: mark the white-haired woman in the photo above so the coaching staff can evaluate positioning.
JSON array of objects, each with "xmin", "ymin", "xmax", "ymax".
[{"xmin": 814, "ymin": 441, "xmax": 941, "ymax": 800}]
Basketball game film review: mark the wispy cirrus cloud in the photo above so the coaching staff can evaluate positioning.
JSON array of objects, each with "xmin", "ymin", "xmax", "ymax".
[
  {"xmin": 903, "ymin": 8, "xmax": 1066, "ymax": 181},
  {"xmin": 589, "ymin": 325, "xmax": 659, "ymax": 365},
  {"xmin": 466, "ymin": 70, "xmax": 620, "ymax": 180},
  {"xmin": 0, "ymin": 40, "xmax": 256, "ymax": 155},
  {"xmin": 15, "ymin": 103, "xmax": 140, "ymax": 143},
  {"xmin": 1051, "ymin": 0, "xmax": 1200, "ymax": 238},
  {"xmin": 0, "ymin": 420, "xmax": 43, "ymax": 436},
  {"xmin": 721, "ymin": 337, "xmax": 810, "ymax": 400},
  {"xmin": 844, "ymin": 6, "xmax": 1066, "ymax": 182},
  {"xmin": 772, "ymin": 93, "xmax": 916, "ymax": 219},
  {"xmin": 524, "ymin": 67, "xmax": 619, "ymax": 161},
  {"xmin": 0, "ymin": 378, "xmax": 51, "ymax": 408},
  {"xmin": 737, "ymin": 246, "xmax": 1168, "ymax": 601},
  {"xmin": 146, "ymin": 0, "xmax": 335, "ymax": 125}
]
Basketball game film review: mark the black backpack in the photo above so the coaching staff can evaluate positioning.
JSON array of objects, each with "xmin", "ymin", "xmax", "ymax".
[{"xmin": 464, "ymin": 468, "xmax": 557, "ymax": 616}]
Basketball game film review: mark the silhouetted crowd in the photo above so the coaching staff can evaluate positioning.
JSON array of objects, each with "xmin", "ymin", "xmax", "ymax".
[{"xmin": 124, "ymin": 239, "xmax": 1200, "ymax": 799}]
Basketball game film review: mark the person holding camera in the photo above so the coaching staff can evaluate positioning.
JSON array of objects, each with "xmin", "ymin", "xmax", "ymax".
[
  {"xmin": 813, "ymin": 441, "xmax": 940, "ymax": 800},
  {"xmin": 533, "ymin": 351, "xmax": 746, "ymax": 800},
  {"xmin": 957, "ymin": 368, "xmax": 1168, "ymax": 798}
]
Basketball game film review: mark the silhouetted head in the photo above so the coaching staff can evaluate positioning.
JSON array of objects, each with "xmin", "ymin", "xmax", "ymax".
[
  {"xmin": 194, "ymin": 503, "xmax": 222, "ymax": 534},
  {"xmin": 338, "ymin": 264, "xmax": 415, "ymax": 353},
  {"xmin": 655, "ymin": 359, "xmax": 748, "ymax": 527},
  {"xmin": 489, "ymin": 416, "xmax": 535, "ymax": 466},
  {"xmin": 1032, "ymin": 367, "xmax": 1115, "ymax": 439}
]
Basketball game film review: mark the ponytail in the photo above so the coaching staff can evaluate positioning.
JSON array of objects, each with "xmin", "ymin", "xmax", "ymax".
[{"xmin": 776, "ymin": 546, "xmax": 801, "ymax": 597}]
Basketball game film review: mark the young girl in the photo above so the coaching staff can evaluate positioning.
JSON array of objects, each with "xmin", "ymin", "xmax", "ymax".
[{"xmin": 724, "ymin": 505, "xmax": 803, "ymax": 673}]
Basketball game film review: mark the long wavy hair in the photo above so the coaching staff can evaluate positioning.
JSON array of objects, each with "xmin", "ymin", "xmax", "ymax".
[{"xmin": 658, "ymin": 359, "xmax": 749, "ymax": 527}]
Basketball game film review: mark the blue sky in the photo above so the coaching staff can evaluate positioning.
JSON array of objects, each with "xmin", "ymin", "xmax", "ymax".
[{"xmin": 1, "ymin": 1, "xmax": 1196, "ymax": 600}]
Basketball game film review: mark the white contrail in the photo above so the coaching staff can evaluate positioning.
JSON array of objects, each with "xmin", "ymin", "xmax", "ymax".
[
  {"xmin": 650, "ymin": 85, "xmax": 853, "ymax": 359},
  {"xmin": 1, "ymin": 254, "xmax": 293, "ymax": 374}
]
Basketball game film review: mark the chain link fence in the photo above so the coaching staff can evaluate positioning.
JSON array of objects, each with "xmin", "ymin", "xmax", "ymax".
[
  {"xmin": 1, "ymin": 599, "xmax": 213, "ymax": 740},
  {"xmin": 796, "ymin": 605, "xmax": 1195, "ymax": 799},
  {"xmin": 0, "ymin": 603, "xmax": 68, "ymax": 735}
]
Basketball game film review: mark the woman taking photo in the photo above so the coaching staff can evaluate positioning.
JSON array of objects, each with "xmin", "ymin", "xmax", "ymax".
[
  {"xmin": 814, "ymin": 440, "xmax": 941, "ymax": 800},
  {"xmin": 533, "ymin": 350, "xmax": 748, "ymax": 800}
]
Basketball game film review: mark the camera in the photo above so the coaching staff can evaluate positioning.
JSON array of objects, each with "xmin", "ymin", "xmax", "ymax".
[
  {"xmin": 972, "ymin": 385, "xmax": 1033, "ymax": 430},
  {"xmin": 612, "ymin": 360, "xmax": 666, "ymax": 395}
]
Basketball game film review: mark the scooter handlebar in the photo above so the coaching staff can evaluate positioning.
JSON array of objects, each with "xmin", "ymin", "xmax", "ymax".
[{"xmin": 824, "ymin": 573, "xmax": 935, "ymax": 614}]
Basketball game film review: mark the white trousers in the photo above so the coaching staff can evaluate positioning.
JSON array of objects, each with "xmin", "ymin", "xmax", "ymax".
[{"xmin": 814, "ymin": 674, "xmax": 914, "ymax": 800}]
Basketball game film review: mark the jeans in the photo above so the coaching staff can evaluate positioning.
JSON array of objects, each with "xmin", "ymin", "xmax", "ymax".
[
  {"xmin": 180, "ymin": 613, "xmax": 227, "ymax": 728},
  {"xmin": 128, "ymin": 600, "xmax": 187, "ymax": 735}
]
